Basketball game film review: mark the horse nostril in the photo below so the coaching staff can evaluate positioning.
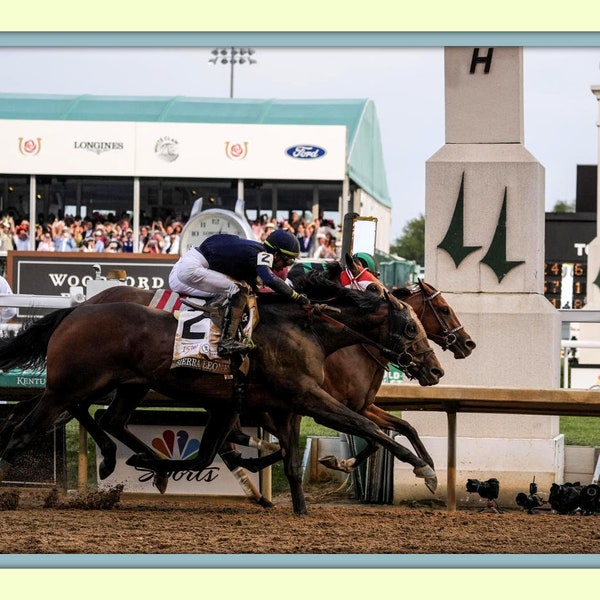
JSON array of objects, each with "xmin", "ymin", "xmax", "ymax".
[
  {"xmin": 466, "ymin": 339, "xmax": 476, "ymax": 350},
  {"xmin": 432, "ymin": 367, "xmax": 444, "ymax": 379}
]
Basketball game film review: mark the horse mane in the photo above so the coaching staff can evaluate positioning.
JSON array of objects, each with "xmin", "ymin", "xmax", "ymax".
[
  {"xmin": 392, "ymin": 279, "xmax": 438, "ymax": 300},
  {"xmin": 258, "ymin": 269, "xmax": 382, "ymax": 311},
  {"xmin": 286, "ymin": 260, "xmax": 343, "ymax": 286}
]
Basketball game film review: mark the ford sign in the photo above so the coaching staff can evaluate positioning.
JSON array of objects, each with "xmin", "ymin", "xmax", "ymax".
[{"xmin": 286, "ymin": 145, "xmax": 326, "ymax": 159}]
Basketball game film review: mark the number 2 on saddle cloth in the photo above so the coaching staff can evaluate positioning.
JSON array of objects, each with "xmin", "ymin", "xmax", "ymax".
[{"xmin": 171, "ymin": 293, "xmax": 258, "ymax": 377}]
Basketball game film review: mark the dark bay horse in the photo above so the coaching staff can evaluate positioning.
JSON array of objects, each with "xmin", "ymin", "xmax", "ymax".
[
  {"xmin": 0, "ymin": 276, "xmax": 443, "ymax": 514},
  {"xmin": 86, "ymin": 275, "xmax": 474, "ymax": 478},
  {"xmin": 70, "ymin": 270, "xmax": 473, "ymax": 499}
]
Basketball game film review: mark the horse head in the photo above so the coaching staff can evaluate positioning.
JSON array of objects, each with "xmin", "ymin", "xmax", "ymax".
[
  {"xmin": 393, "ymin": 279, "xmax": 476, "ymax": 359},
  {"xmin": 383, "ymin": 291, "xmax": 444, "ymax": 386}
]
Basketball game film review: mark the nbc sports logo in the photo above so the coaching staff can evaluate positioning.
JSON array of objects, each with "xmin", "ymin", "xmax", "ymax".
[{"xmin": 151, "ymin": 429, "xmax": 200, "ymax": 460}]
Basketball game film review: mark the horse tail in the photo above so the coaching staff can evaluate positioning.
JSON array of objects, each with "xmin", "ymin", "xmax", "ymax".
[{"xmin": 0, "ymin": 306, "xmax": 77, "ymax": 373}]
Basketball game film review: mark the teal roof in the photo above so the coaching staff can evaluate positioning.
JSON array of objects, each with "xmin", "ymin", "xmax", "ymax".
[{"xmin": 0, "ymin": 93, "xmax": 391, "ymax": 208}]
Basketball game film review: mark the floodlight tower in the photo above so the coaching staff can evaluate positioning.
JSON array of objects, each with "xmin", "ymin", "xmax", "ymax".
[{"xmin": 209, "ymin": 47, "xmax": 257, "ymax": 98}]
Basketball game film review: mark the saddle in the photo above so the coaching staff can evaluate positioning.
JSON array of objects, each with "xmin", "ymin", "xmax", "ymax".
[{"xmin": 149, "ymin": 289, "xmax": 258, "ymax": 376}]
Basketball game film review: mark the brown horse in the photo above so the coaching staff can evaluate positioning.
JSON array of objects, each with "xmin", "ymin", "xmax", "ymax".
[
  {"xmin": 84, "ymin": 273, "xmax": 474, "ymax": 478},
  {"xmin": 0, "ymin": 274, "xmax": 443, "ymax": 514},
  {"xmin": 67, "ymin": 268, "xmax": 473, "ymax": 500}
]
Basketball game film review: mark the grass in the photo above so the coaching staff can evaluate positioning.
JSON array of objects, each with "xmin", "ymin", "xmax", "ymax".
[{"xmin": 560, "ymin": 417, "xmax": 600, "ymax": 447}]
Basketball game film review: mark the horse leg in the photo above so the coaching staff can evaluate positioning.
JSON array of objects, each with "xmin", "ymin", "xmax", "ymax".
[
  {"xmin": 96, "ymin": 384, "xmax": 171, "ymax": 492},
  {"xmin": 131, "ymin": 359, "xmax": 246, "ymax": 475},
  {"xmin": 361, "ymin": 404, "xmax": 435, "ymax": 469},
  {"xmin": 228, "ymin": 423, "xmax": 280, "ymax": 454},
  {"xmin": 319, "ymin": 405, "xmax": 435, "ymax": 474},
  {"xmin": 218, "ymin": 443, "xmax": 274, "ymax": 509},
  {"xmin": 289, "ymin": 385, "xmax": 437, "ymax": 493},
  {"xmin": 68, "ymin": 401, "xmax": 118, "ymax": 481},
  {"xmin": 269, "ymin": 411, "xmax": 306, "ymax": 515},
  {"xmin": 0, "ymin": 397, "xmax": 39, "ymax": 455}
]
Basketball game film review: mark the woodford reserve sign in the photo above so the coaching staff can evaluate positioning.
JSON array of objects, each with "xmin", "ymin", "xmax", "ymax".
[{"xmin": 5, "ymin": 252, "xmax": 177, "ymax": 317}]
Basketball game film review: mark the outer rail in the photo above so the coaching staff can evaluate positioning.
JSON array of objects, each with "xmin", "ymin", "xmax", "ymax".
[{"xmin": 375, "ymin": 384, "xmax": 600, "ymax": 510}]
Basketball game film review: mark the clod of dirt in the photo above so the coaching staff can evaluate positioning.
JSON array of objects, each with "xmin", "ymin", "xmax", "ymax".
[
  {"xmin": 0, "ymin": 490, "xmax": 20, "ymax": 510},
  {"xmin": 43, "ymin": 485, "xmax": 124, "ymax": 510}
]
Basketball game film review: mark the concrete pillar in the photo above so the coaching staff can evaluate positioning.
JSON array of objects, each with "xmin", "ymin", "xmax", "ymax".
[
  {"xmin": 396, "ymin": 48, "xmax": 563, "ymax": 507},
  {"xmin": 576, "ymin": 85, "xmax": 600, "ymax": 365}
]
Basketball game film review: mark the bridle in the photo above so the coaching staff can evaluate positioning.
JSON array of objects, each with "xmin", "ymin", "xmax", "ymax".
[
  {"xmin": 310, "ymin": 299, "xmax": 433, "ymax": 378},
  {"xmin": 414, "ymin": 279, "xmax": 463, "ymax": 351},
  {"xmin": 339, "ymin": 266, "xmax": 382, "ymax": 293}
]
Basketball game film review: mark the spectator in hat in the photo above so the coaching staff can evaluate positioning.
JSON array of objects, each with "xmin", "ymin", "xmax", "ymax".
[
  {"xmin": 93, "ymin": 230, "xmax": 105, "ymax": 252},
  {"xmin": 13, "ymin": 225, "xmax": 30, "ymax": 251},
  {"xmin": 0, "ymin": 221, "xmax": 14, "ymax": 252}
]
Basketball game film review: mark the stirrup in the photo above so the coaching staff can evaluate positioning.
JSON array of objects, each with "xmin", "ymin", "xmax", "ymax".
[{"xmin": 217, "ymin": 339, "xmax": 254, "ymax": 356}]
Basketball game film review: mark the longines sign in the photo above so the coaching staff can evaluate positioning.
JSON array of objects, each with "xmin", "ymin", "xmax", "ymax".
[{"xmin": 6, "ymin": 252, "xmax": 177, "ymax": 316}]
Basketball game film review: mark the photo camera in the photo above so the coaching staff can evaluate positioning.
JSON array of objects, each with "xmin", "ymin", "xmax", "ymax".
[{"xmin": 466, "ymin": 478, "xmax": 500, "ymax": 500}]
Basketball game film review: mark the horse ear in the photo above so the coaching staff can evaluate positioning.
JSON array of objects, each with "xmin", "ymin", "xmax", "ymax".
[
  {"xmin": 393, "ymin": 287, "xmax": 411, "ymax": 300},
  {"xmin": 345, "ymin": 252, "xmax": 358, "ymax": 273}
]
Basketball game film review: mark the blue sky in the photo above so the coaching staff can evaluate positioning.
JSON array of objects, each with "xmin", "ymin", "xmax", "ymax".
[{"xmin": 1, "ymin": 46, "xmax": 599, "ymax": 240}]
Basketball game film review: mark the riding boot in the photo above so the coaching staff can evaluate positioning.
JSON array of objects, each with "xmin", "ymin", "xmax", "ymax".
[{"xmin": 217, "ymin": 290, "xmax": 253, "ymax": 356}]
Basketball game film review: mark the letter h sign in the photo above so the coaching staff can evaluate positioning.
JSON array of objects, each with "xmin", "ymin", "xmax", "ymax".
[{"xmin": 470, "ymin": 48, "xmax": 494, "ymax": 73}]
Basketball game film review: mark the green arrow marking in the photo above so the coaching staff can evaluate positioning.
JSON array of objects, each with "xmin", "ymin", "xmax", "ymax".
[
  {"xmin": 480, "ymin": 187, "xmax": 525, "ymax": 283},
  {"xmin": 593, "ymin": 268, "xmax": 600, "ymax": 289},
  {"xmin": 437, "ymin": 172, "xmax": 482, "ymax": 268}
]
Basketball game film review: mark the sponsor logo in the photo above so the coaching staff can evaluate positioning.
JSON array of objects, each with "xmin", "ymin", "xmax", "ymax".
[
  {"xmin": 18, "ymin": 137, "xmax": 42, "ymax": 156},
  {"xmin": 73, "ymin": 141, "xmax": 124, "ymax": 155},
  {"xmin": 154, "ymin": 136, "xmax": 179, "ymax": 162},
  {"xmin": 285, "ymin": 144, "xmax": 326, "ymax": 159},
  {"xmin": 47, "ymin": 273, "xmax": 165, "ymax": 290},
  {"xmin": 151, "ymin": 429, "xmax": 200, "ymax": 460},
  {"xmin": 225, "ymin": 141, "xmax": 248, "ymax": 160}
]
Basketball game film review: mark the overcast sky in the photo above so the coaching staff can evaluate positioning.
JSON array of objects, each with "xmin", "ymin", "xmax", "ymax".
[{"xmin": 1, "ymin": 46, "xmax": 599, "ymax": 240}]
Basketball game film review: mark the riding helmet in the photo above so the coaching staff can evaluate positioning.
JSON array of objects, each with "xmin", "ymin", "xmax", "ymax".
[
  {"xmin": 352, "ymin": 252, "xmax": 380, "ymax": 276},
  {"xmin": 264, "ymin": 229, "xmax": 300, "ymax": 257}
]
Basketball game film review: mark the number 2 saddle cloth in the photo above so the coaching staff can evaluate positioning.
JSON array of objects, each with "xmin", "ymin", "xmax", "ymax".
[{"xmin": 149, "ymin": 289, "xmax": 257, "ymax": 376}]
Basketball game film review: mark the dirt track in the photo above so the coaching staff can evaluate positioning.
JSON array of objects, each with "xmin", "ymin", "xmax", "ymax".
[{"xmin": 1, "ymin": 483, "xmax": 600, "ymax": 555}]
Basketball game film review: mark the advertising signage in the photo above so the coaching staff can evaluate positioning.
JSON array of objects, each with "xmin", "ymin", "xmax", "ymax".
[
  {"xmin": 6, "ymin": 252, "xmax": 177, "ymax": 316},
  {"xmin": 0, "ymin": 119, "xmax": 347, "ymax": 181}
]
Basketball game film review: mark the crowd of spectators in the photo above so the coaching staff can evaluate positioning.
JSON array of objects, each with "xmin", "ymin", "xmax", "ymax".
[
  {"xmin": 250, "ymin": 211, "xmax": 340, "ymax": 259},
  {"xmin": 0, "ymin": 209, "xmax": 340, "ymax": 259},
  {"xmin": 0, "ymin": 213, "xmax": 184, "ymax": 254}
]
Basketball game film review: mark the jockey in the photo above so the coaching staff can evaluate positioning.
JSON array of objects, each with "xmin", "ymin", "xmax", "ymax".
[
  {"xmin": 352, "ymin": 252, "xmax": 381, "ymax": 278},
  {"xmin": 169, "ymin": 229, "xmax": 310, "ymax": 356}
]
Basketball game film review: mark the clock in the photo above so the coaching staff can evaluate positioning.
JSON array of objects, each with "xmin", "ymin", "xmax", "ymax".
[{"xmin": 179, "ymin": 207, "xmax": 254, "ymax": 255}]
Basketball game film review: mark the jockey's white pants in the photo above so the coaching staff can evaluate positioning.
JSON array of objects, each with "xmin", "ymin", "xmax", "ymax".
[{"xmin": 168, "ymin": 248, "xmax": 239, "ymax": 298}]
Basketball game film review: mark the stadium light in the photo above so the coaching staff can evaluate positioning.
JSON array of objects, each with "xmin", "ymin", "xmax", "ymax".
[{"xmin": 209, "ymin": 47, "xmax": 257, "ymax": 98}]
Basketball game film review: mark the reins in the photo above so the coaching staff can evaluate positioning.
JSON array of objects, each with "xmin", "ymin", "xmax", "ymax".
[{"xmin": 309, "ymin": 303, "xmax": 416, "ymax": 370}]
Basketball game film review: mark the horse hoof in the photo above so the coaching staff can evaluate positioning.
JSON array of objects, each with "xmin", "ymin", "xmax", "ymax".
[
  {"xmin": 318, "ymin": 455, "xmax": 340, "ymax": 470},
  {"xmin": 258, "ymin": 497, "xmax": 275, "ymax": 509},
  {"xmin": 425, "ymin": 477, "xmax": 438, "ymax": 493},
  {"xmin": 413, "ymin": 465, "xmax": 438, "ymax": 493},
  {"xmin": 98, "ymin": 460, "xmax": 116, "ymax": 480},
  {"xmin": 154, "ymin": 473, "xmax": 169, "ymax": 494}
]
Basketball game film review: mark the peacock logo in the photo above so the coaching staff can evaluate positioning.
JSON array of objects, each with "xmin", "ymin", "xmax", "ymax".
[{"xmin": 151, "ymin": 430, "xmax": 200, "ymax": 460}]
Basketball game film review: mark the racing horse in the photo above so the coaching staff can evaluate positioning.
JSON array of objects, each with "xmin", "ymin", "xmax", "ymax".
[
  {"xmin": 58, "ymin": 263, "xmax": 473, "ymax": 498},
  {"xmin": 0, "ymin": 274, "xmax": 444, "ymax": 514},
  {"xmin": 80, "ymin": 259, "xmax": 471, "ymax": 489}
]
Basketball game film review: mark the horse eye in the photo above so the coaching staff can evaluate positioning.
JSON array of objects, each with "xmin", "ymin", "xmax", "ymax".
[{"xmin": 406, "ymin": 323, "xmax": 418, "ymax": 338}]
